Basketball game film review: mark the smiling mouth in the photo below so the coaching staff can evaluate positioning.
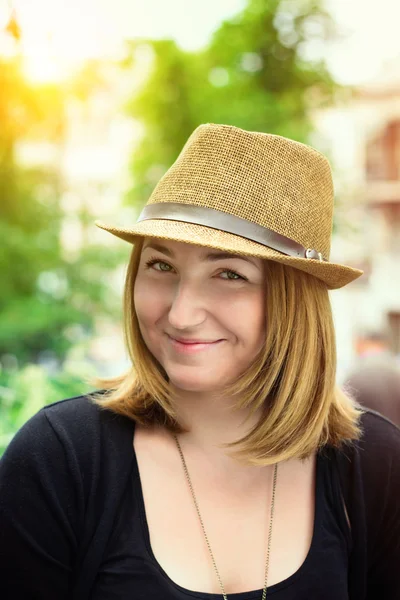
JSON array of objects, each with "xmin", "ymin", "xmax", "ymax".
[
  {"xmin": 168, "ymin": 335, "xmax": 221, "ymax": 344},
  {"xmin": 166, "ymin": 334, "xmax": 224, "ymax": 353}
]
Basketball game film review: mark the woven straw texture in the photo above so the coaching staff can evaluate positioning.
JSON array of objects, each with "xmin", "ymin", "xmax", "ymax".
[{"xmin": 96, "ymin": 124, "xmax": 363, "ymax": 289}]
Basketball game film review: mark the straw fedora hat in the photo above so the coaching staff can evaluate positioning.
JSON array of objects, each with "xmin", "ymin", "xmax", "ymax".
[{"xmin": 96, "ymin": 123, "xmax": 363, "ymax": 289}]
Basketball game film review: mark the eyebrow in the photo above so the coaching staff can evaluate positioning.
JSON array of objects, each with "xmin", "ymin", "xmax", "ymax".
[{"xmin": 142, "ymin": 242, "xmax": 259, "ymax": 266}]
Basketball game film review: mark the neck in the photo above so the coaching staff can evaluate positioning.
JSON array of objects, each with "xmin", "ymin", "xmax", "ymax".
[{"xmin": 169, "ymin": 386, "xmax": 263, "ymax": 473}]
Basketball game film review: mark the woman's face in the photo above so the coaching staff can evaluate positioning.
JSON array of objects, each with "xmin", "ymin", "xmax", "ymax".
[{"xmin": 134, "ymin": 238, "xmax": 267, "ymax": 393}]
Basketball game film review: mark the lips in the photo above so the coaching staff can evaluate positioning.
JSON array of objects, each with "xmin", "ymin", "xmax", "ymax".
[
  {"xmin": 166, "ymin": 334, "xmax": 224, "ymax": 354},
  {"xmin": 168, "ymin": 335, "xmax": 221, "ymax": 344}
]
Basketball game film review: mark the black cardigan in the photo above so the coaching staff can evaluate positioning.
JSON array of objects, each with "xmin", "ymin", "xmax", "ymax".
[{"xmin": 0, "ymin": 394, "xmax": 399, "ymax": 599}]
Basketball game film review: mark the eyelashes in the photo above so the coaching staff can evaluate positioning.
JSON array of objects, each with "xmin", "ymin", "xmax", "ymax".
[
  {"xmin": 143, "ymin": 257, "xmax": 248, "ymax": 281},
  {"xmin": 144, "ymin": 258, "xmax": 174, "ymax": 272}
]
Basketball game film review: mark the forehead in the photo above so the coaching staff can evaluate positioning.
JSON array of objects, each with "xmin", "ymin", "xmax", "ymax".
[{"xmin": 141, "ymin": 238, "xmax": 262, "ymax": 267}]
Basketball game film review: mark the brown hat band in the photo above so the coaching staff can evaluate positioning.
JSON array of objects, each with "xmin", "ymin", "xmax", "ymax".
[{"xmin": 137, "ymin": 202, "xmax": 326, "ymax": 262}]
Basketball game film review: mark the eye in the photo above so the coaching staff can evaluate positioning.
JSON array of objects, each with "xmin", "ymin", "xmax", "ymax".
[
  {"xmin": 145, "ymin": 258, "xmax": 174, "ymax": 273},
  {"xmin": 218, "ymin": 269, "xmax": 247, "ymax": 281}
]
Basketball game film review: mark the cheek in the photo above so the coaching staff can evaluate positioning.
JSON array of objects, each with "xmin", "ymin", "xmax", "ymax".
[
  {"xmin": 253, "ymin": 294, "xmax": 266, "ymax": 334},
  {"xmin": 230, "ymin": 292, "xmax": 266, "ymax": 348},
  {"xmin": 134, "ymin": 277, "xmax": 165, "ymax": 329}
]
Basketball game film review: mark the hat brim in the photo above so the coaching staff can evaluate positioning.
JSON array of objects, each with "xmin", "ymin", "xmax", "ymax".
[{"xmin": 95, "ymin": 219, "xmax": 363, "ymax": 290}]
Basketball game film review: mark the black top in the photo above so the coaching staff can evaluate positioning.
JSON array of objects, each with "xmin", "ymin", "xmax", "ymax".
[{"xmin": 0, "ymin": 395, "xmax": 399, "ymax": 600}]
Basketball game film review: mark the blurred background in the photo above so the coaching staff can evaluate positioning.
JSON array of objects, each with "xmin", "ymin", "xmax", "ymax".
[{"xmin": 1, "ymin": 0, "xmax": 400, "ymax": 454}]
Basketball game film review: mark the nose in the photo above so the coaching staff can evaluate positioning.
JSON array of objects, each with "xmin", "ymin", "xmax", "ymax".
[{"xmin": 167, "ymin": 280, "xmax": 207, "ymax": 330}]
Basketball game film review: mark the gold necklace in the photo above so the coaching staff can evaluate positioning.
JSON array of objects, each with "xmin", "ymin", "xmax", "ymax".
[{"xmin": 173, "ymin": 434, "xmax": 278, "ymax": 600}]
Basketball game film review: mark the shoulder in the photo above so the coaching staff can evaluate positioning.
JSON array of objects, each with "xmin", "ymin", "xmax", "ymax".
[
  {"xmin": 357, "ymin": 409, "xmax": 400, "ymax": 465},
  {"xmin": 356, "ymin": 411, "xmax": 400, "ymax": 503},
  {"xmin": 1, "ymin": 392, "xmax": 135, "ymax": 476},
  {"xmin": 334, "ymin": 409, "xmax": 400, "ymax": 523},
  {"xmin": 0, "ymin": 394, "xmax": 137, "ymax": 594},
  {"xmin": 359, "ymin": 408, "xmax": 400, "ymax": 440},
  {"xmin": 42, "ymin": 392, "xmax": 134, "ymax": 443},
  {"xmin": 336, "ymin": 409, "xmax": 400, "ymax": 477},
  {"xmin": 331, "ymin": 410, "xmax": 400, "ymax": 511}
]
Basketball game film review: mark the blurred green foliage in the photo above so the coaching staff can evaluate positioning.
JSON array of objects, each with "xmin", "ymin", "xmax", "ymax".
[
  {"xmin": 126, "ymin": 0, "xmax": 338, "ymax": 206},
  {"xmin": 0, "ymin": 362, "xmax": 95, "ymax": 455},
  {"xmin": 0, "ymin": 56, "xmax": 123, "ymax": 363},
  {"xmin": 0, "ymin": 40, "xmax": 123, "ymax": 453}
]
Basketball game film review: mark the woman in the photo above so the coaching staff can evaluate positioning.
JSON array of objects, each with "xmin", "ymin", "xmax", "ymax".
[{"xmin": 1, "ymin": 124, "xmax": 399, "ymax": 600}]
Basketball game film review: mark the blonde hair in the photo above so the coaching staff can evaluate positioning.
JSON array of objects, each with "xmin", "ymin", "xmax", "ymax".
[{"xmin": 93, "ymin": 239, "xmax": 362, "ymax": 466}]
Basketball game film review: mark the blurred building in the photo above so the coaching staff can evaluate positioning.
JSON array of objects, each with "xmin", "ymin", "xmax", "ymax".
[{"xmin": 314, "ymin": 59, "xmax": 400, "ymax": 382}]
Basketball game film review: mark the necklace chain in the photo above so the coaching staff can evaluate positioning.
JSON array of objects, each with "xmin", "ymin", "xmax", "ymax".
[{"xmin": 173, "ymin": 434, "xmax": 278, "ymax": 600}]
